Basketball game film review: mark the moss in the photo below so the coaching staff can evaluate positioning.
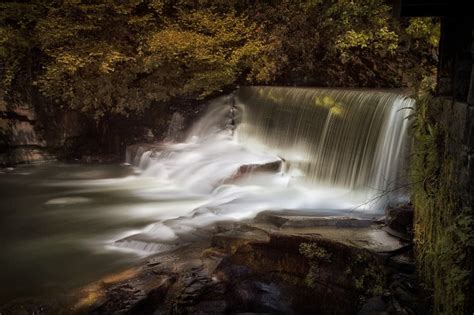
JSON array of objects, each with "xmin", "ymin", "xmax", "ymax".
[
  {"xmin": 410, "ymin": 95, "xmax": 474, "ymax": 314},
  {"xmin": 299, "ymin": 243, "xmax": 384, "ymax": 296},
  {"xmin": 348, "ymin": 252, "xmax": 385, "ymax": 297},
  {"xmin": 299, "ymin": 242, "xmax": 332, "ymax": 288},
  {"xmin": 299, "ymin": 242, "xmax": 332, "ymax": 262}
]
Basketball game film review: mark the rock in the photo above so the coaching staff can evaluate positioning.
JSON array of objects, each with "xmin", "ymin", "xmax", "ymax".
[
  {"xmin": 9, "ymin": 104, "xmax": 36, "ymax": 121},
  {"xmin": 254, "ymin": 211, "xmax": 290, "ymax": 227},
  {"xmin": 163, "ymin": 112, "xmax": 185, "ymax": 142},
  {"xmin": 385, "ymin": 204, "xmax": 414, "ymax": 239},
  {"xmin": 282, "ymin": 216, "xmax": 374, "ymax": 228},
  {"xmin": 61, "ymin": 111, "xmax": 85, "ymax": 139},
  {"xmin": 9, "ymin": 121, "xmax": 46, "ymax": 146},
  {"xmin": 230, "ymin": 280, "xmax": 293, "ymax": 314},
  {"xmin": 80, "ymin": 154, "xmax": 120, "ymax": 164},
  {"xmin": 69, "ymin": 216, "xmax": 425, "ymax": 315},
  {"xmin": 0, "ymin": 147, "xmax": 53, "ymax": 166},
  {"xmin": 358, "ymin": 296, "xmax": 388, "ymax": 315},
  {"xmin": 387, "ymin": 254, "xmax": 416, "ymax": 274},
  {"xmin": 211, "ymin": 227, "xmax": 270, "ymax": 253},
  {"xmin": 228, "ymin": 160, "xmax": 282, "ymax": 182},
  {"xmin": 9, "ymin": 147, "xmax": 53, "ymax": 165},
  {"xmin": 125, "ymin": 143, "xmax": 164, "ymax": 166}
]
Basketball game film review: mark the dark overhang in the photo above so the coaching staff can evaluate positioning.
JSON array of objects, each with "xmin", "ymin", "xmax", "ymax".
[{"xmin": 396, "ymin": 0, "xmax": 473, "ymax": 17}]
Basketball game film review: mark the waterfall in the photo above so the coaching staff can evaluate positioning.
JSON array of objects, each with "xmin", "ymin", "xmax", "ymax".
[
  {"xmin": 117, "ymin": 87, "xmax": 413, "ymax": 254},
  {"xmin": 235, "ymin": 86, "xmax": 413, "ymax": 206}
]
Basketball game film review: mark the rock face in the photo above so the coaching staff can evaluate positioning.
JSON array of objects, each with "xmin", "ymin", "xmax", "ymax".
[
  {"xmin": 163, "ymin": 112, "xmax": 185, "ymax": 143},
  {"xmin": 63, "ymin": 214, "xmax": 426, "ymax": 315},
  {"xmin": 0, "ymin": 93, "xmax": 53, "ymax": 165},
  {"xmin": 1, "ymin": 87, "xmax": 208, "ymax": 166},
  {"xmin": 385, "ymin": 204, "xmax": 414, "ymax": 240}
]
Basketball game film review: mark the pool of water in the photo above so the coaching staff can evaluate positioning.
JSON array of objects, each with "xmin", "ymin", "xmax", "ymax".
[{"xmin": 0, "ymin": 163, "xmax": 186, "ymax": 303}]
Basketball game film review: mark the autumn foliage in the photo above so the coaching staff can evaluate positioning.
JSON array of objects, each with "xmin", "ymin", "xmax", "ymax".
[{"xmin": 1, "ymin": 0, "xmax": 439, "ymax": 118}]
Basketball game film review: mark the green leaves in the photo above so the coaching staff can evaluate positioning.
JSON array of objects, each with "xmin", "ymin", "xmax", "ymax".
[
  {"xmin": 410, "ymin": 95, "xmax": 474, "ymax": 314},
  {"xmin": 406, "ymin": 17, "xmax": 440, "ymax": 47}
]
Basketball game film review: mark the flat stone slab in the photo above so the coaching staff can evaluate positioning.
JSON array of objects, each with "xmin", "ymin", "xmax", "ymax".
[{"xmin": 252, "ymin": 211, "xmax": 407, "ymax": 253}]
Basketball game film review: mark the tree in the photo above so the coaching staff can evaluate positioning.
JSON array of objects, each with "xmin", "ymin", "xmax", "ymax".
[{"xmin": 1, "ymin": 0, "xmax": 439, "ymax": 119}]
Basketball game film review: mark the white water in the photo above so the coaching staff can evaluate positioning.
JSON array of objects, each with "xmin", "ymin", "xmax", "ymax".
[
  {"xmin": 113, "ymin": 88, "xmax": 413, "ymax": 255},
  {"xmin": 0, "ymin": 87, "xmax": 413, "ymax": 301}
]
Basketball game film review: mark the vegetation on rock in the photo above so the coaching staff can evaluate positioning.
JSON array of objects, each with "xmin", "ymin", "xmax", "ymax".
[{"xmin": 410, "ymin": 94, "xmax": 474, "ymax": 314}]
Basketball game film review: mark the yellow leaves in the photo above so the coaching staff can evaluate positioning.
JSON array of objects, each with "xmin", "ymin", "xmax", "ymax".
[
  {"xmin": 147, "ymin": 29, "xmax": 210, "ymax": 54},
  {"xmin": 148, "ymin": 0, "xmax": 165, "ymax": 14},
  {"xmin": 49, "ymin": 48, "xmax": 133, "ymax": 76},
  {"xmin": 1, "ymin": 0, "xmax": 438, "ymax": 118},
  {"xmin": 179, "ymin": 9, "xmax": 251, "ymax": 42},
  {"xmin": 57, "ymin": 52, "xmax": 87, "ymax": 74},
  {"xmin": 127, "ymin": 14, "xmax": 154, "ymax": 26},
  {"xmin": 100, "ymin": 51, "xmax": 134, "ymax": 74},
  {"xmin": 142, "ymin": 8, "xmax": 268, "ymax": 98}
]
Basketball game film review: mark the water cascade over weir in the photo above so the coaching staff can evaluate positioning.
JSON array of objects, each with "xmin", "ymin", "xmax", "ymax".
[
  {"xmin": 120, "ymin": 86, "xmax": 413, "ymax": 254},
  {"xmin": 235, "ymin": 87, "xmax": 413, "ymax": 207}
]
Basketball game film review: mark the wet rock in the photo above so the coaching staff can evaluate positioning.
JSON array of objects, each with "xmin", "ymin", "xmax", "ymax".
[
  {"xmin": 237, "ymin": 160, "xmax": 282, "ymax": 174},
  {"xmin": 214, "ymin": 263, "xmax": 252, "ymax": 280},
  {"xmin": 385, "ymin": 204, "xmax": 414, "ymax": 239},
  {"xmin": 80, "ymin": 154, "xmax": 120, "ymax": 164},
  {"xmin": 8, "ymin": 147, "xmax": 53, "ymax": 165},
  {"xmin": 71, "ymin": 216, "xmax": 427, "ymax": 315},
  {"xmin": 230, "ymin": 280, "xmax": 293, "ymax": 314},
  {"xmin": 387, "ymin": 254, "xmax": 416, "ymax": 274},
  {"xmin": 281, "ymin": 216, "xmax": 374, "ymax": 228},
  {"xmin": 218, "ymin": 231, "xmax": 388, "ymax": 314},
  {"xmin": 211, "ymin": 227, "xmax": 270, "ymax": 253},
  {"xmin": 163, "ymin": 112, "xmax": 185, "ymax": 143},
  {"xmin": 254, "ymin": 211, "xmax": 290, "ymax": 227},
  {"xmin": 228, "ymin": 160, "xmax": 282, "ymax": 182},
  {"xmin": 171, "ymin": 274, "xmax": 227, "ymax": 315},
  {"xmin": 254, "ymin": 210, "xmax": 378, "ymax": 229},
  {"xmin": 125, "ymin": 143, "xmax": 164, "ymax": 166}
]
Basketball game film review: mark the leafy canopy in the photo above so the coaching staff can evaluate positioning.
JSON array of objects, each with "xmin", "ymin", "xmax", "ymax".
[{"xmin": 0, "ymin": 0, "xmax": 439, "ymax": 118}]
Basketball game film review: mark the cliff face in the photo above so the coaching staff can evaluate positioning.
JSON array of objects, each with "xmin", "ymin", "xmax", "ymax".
[
  {"xmin": 0, "ymin": 90, "xmax": 51, "ymax": 165},
  {"xmin": 0, "ymin": 88, "xmax": 207, "ymax": 166}
]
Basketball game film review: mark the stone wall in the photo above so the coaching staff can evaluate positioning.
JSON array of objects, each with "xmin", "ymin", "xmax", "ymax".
[
  {"xmin": 411, "ymin": 16, "xmax": 474, "ymax": 314},
  {"xmin": 437, "ymin": 17, "xmax": 474, "ymax": 261},
  {"xmin": 0, "ymin": 89, "xmax": 52, "ymax": 165}
]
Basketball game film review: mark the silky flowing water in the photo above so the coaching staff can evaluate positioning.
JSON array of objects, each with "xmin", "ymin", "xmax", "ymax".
[{"xmin": 0, "ymin": 87, "xmax": 413, "ymax": 303}]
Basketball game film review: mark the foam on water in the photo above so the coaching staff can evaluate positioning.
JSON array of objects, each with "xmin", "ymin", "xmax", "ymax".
[
  {"xmin": 105, "ymin": 88, "xmax": 413, "ymax": 254},
  {"xmin": 0, "ymin": 87, "xmax": 414, "ymax": 300}
]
